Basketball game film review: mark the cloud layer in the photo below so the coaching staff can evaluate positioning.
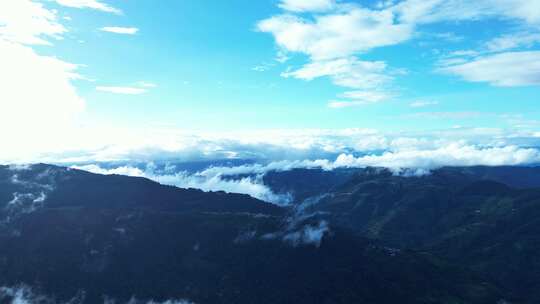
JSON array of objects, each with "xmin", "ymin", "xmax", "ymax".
[
  {"xmin": 73, "ymin": 163, "xmax": 292, "ymax": 205},
  {"xmin": 69, "ymin": 136, "xmax": 540, "ymax": 205}
]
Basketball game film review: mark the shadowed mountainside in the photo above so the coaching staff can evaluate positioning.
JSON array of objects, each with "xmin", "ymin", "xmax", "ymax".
[
  {"xmin": 292, "ymin": 166, "xmax": 540, "ymax": 303},
  {"xmin": 0, "ymin": 164, "xmax": 503, "ymax": 304}
]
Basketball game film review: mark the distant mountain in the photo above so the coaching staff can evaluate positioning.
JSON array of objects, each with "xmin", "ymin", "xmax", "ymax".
[{"xmin": 0, "ymin": 164, "xmax": 502, "ymax": 304}]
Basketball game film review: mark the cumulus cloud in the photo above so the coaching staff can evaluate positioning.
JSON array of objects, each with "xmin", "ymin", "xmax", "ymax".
[
  {"xmin": 439, "ymin": 51, "xmax": 540, "ymax": 87},
  {"xmin": 0, "ymin": 40, "xmax": 84, "ymax": 122},
  {"xmin": 55, "ymin": 0, "xmax": 121, "ymax": 14},
  {"xmin": 0, "ymin": 0, "xmax": 67, "ymax": 45},
  {"xmin": 257, "ymin": 8, "xmax": 412, "ymax": 61},
  {"xmin": 100, "ymin": 27, "xmax": 139, "ymax": 35},
  {"xmin": 257, "ymin": 3, "xmax": 413, "ymax": 105},
  {"xmin": 0, "ymin": 1, "xmax": 85, "ymax": 162},
  {"xmin": 258, "ymin": 0, "xmax": 540, "ymax": 104}
]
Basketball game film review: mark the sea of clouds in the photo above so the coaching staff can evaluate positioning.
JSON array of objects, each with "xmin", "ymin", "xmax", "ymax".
[
  {"xmin": 3, "ymin": 127, "xmax": 540, "ymax": 204},
  {"xmin": 62, "ymin": 129, "xmax": 540, "ymax": 205}
]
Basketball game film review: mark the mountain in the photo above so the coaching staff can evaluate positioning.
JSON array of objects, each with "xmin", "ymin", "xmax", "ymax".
[
  {"xmin": 0, "ymin": 164, "xmax": 502, "ymax": 304},
  {"xmin": 292, "ymin": 166, "xmax": 540, "ymax": 303}
]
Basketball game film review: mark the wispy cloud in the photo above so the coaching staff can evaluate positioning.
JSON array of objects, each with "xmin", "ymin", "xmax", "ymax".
[
  {"xmin": 136, "ymin": 81, "xmax": 157, "ymax": 88},
  {"xmin": 96, "ymin": 86, "xmax": 147, "ymax": 95},
  {"xmin": 328, "ymin": 90, "xmax": 394, "ymax": 108},
  {"xmin": 55, "ymin": 0, "xmax": 121, "ymax": 14},
  {"xmin": 393, "ymin": 0, "xmax": 540, "ymax": 26},
  {"xmin": 96, "ymin": 81, "xmax": 156, "ymax": 95},
  {"xmin": 278, "ymin": 0, "xmax": 335, "ymax": 12},
  {"xmin": 281, "ymin": 58, "xmax": 392, "ymax": 90},
  {"xmin": 409, "ymin": 100, "xmax": 439, "ymax": 108},
  {"xmin": 252, "ymin": 62, "xmax": 275, "ymax": 72},
  {"xmin": 486, "ymin": 32, "xmax": 540, "ymax": 52},
  {"xmin": 100, "ymin": 27, "xmax": 139, "ymax": 35},
  {"xmin": 439, "ymin": 51, "xmax": 540, "ymax": 87},
  {"xmin": 406, "ymin": 112, "xmax": 482, "ymax": 120},
  {"xmin": 329, "ymin": 90, "xmax": 393, "ymax": 108}
]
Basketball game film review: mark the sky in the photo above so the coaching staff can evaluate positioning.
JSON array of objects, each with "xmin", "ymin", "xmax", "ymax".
[{"xmin": 1, "ymin": 0, "xmax": 540, "ymax": 164}]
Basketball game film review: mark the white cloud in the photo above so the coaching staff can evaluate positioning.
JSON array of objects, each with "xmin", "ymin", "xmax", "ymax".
[
  {"xmin": 258, "ymin": 0, "xmax": 540, "ymax": 103},
  {"xmin": 440, "ymin": 51, "xmax": 540, "ymax": 87},
  {"xmin": 74, "ymin": 164, "xmax": 292, "ymax": 205},
  {"xmin": 337, "ymin": 90, "xmax": 394, "ymax": 106},
  {"xmin": 257, "ymin": 9, "xmax": 412, "ymax": 61},
  {"xmin": 64, "ymin": 141, "xmax": 540, "ymax": 203},
  {"xmin": 100, "ymin": 27, "xmax": 139, "ymax": 35},
  {"xmin": 394, "ymin": 0, "xmax": 540, "ymax": 26},
  {"xmin": 278, "ymin": 0, "xmax": 335, "ymax": 12},
  {"xmin": 190, "ymin": 142, "xmax": 540, "ymax": 178},
  {"xmin": 486, "ymin": 32, "xmax": 540, "ymax": 52},
  {"xmin": 282, "ymin": 57, "xmax": 394, "ymax": 106},
  {"xmin": 406, "ymin": 112, "xmax": 481, "ymax": 119},
  {"xmin": 257, "ymin": 3, "xmax": 411, "ymax": 106},
  {"xmin": 252, "ymin": 65, "xmax": 269, "ymax": 72},
  {"xmin": 0, "ymin": 0, "xmax": 66, "ymax": 45},
  {"xmin": 252, "ymin": 62, "xmax": 275, "ymax": 72},
  {"xmin": 328, "ymin": 100, "xmax": 369, "ymax": 108},
  {"xmin": 96, "ymin": 86, "xmax": 147, "ymax": 95},
  {"xmin": 55, "ymin": 0, "xmax": 121, "ymax": 14},
  {"xmin": 283, "ymin": 220, "xmax": 329, "ymax": 247},
  {"xmin": 0, "ymin": 0, "xmax": 98, "ymax": 164},
  {"xmin": 96, "ymin": 81, "xmax": 157, "ymax": 94},
  {"xmin": 409, "ymin": 100, "xmax": 439, "ymax": 108},
  {"xmin": 332, "ymin": 143, "xmax": 540, "ymax": 175},
  {"xmin": 282, "ymin": 57, "xmax": 391, "ymax": 89},
  {"xmin": 275, "ymin": 50, "xmax": 290, "ymax": 63},
  {"xmin": 3, "ymin": 122, "xmax": 540, "ymax": 171},
  {"xmin": 0, "ymin": 39, "xmax": 85, "ymax": 162}
]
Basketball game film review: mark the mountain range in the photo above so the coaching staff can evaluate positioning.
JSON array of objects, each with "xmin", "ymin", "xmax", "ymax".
[{"xmin": 1, "ymin": 164, "xmax": 540, "ymax": 303}]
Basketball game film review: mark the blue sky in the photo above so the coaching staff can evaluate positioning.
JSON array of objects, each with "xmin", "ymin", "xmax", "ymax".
[
  {"xmin": 28, "ymin": 0, "xmax": 540, "ymax": 130},
  {"xmin": 1, "ymin": 0, "xmax": 540, "ymax": 163}
]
